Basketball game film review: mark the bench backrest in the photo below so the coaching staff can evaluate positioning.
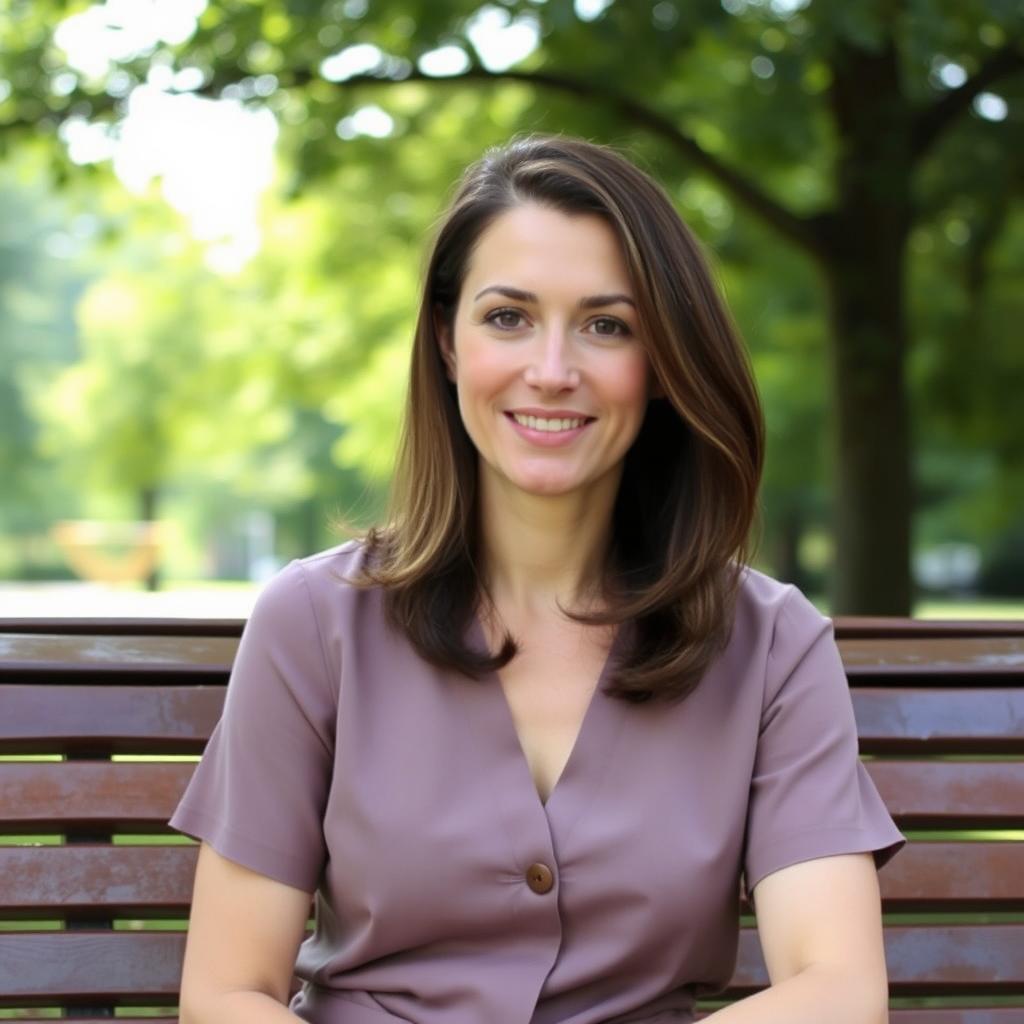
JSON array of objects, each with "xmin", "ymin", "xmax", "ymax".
[{"xmin": 1, "ymin": 616, "xmax": 1023, "ymax": 1022}]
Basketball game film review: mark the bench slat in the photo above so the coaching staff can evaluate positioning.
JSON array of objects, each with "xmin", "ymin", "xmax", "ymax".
[
  {"xmin": 5, "ymin": 616, "xmax": 1022, "ymax": 639},
  {"xmin": 0, "ymin": 844, "xmax": 200, "ymax": 919},
  {"xmin": 0, "ymin": 931, "xmax": 186, "ymax": 1005},
  {"xmin": 840, "ymin": 636, "xmax": 1024, "ymax": 677},
  {"xmin": 876, "ymin": 840, "xmax": 1024, "ymax": 911},
  {"xmin": 0, "ymin": 633, "xmax": 237, "ymax": 676},
  {"xmin": 4, "ymin": 760, "xmax": 1021, "ymax": 834},
  {"xmin": 3, "ymin": 841, "xmax": 1022, "ymax": 918},
  {"xmin": 0, "ymin": 617, "xmax": 244, "ymax": 636},
  {"xmin": 724, "ymin": 1013, "xmax": 1024, "ymax": 1022},
  {"xmin": 14, "ymin": 1012, "xmax": 1024, "ymax": 1023},
  {"xmin": 869, "ymin": 761, "xmax": 1024, "ymax": 828},
  {"xmin": 13, "ymin": 1012, "xmax": 1024, "ymax": 1022},
  {"xmin": 3, "ymin": 926, "xmax": 1023, "ymax": 1005},
  {"xmin": 3, "ymin": 685, "xmax": 1023, "ymax": 756},
  {"xmin": 734, "ymin": 925, "xmax": 1024, "ymax": 997},
  {"xmin": 3, "ymin": 631, "xmax": 1023, "ymax": 680},
  {"xmin": 0, "ymin": 762, "xmax": 194, "ymax": 833},
  {"xmin": 853, "ymin": 688, "xmax": 1024, "ymax": 753},
  {"xmin": 833, "ymin": 618, "xmax": 1024, "ymax": 639},
  {"xmin": 0, "ymin": 683, "xmax": 224, "ymax": 755}
]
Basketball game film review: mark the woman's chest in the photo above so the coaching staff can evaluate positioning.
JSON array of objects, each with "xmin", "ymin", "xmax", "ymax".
[
  {"xmin": 495, "ymin": 631, "xmax": 612, "ymax": 806},
  {"xmin": 321, "ymin": 634, "xmax": 762, "ymax": 941}
]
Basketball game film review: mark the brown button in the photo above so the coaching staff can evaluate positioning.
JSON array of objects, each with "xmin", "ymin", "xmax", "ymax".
[{"xmin": 526, "ymin": 862, "xmax": 555, "ymax": 894}]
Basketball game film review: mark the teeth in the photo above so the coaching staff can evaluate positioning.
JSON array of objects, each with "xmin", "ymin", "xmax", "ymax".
[{"xmin": 512, "ymin": 413, "xmax": 586, "ymax": 432}]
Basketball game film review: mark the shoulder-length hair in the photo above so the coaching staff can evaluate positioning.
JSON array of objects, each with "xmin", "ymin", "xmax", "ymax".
[{"xmin": 345, "ymin": 134, "xmax": 764, "ymax": 704}]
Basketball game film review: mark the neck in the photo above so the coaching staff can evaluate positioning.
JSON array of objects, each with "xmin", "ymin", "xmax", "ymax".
[{"xmin": 476, "ymin": 462, "xmax": 621, "ymax": 622}]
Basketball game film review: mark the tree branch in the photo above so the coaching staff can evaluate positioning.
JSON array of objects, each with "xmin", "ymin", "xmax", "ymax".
[
  {"xmin": 7, "ymin": 62, "xmax": 820, "ymax": 255},
  {"xmin": 911, "ymin": 43, "xmax": 1024, "ymax": 161},
  {"xmin": 334, "ymin": 65, "xmax": 820, "ymax": 256}
]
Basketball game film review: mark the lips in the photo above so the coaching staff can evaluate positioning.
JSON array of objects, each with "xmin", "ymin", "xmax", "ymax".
[
  {"xmin": 503, "ymin": 411, "xmax": 595, "ymax": 447},
  {"xmin": 504, "ymin": 411, "xmax": 596, "ymax": 432},
  {"xmin": 505, "ymin": 409, "xmax": 595, "ymax": 420}
]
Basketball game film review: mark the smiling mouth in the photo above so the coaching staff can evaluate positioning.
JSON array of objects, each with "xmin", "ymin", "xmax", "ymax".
[{"xmin": 505, "ymin": 412, "xmax": 596, "ymax": 432}]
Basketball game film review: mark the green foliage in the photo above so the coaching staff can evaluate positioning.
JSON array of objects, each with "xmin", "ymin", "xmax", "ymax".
[
  {"xmin": 0, "ymin": 151, "xmax": 91, "ymax": 533},
  {"xmin": 0, "ymin": 0, "xmax": 1021, "ymax": 590}
]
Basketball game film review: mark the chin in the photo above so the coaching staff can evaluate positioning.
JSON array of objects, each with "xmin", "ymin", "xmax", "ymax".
[{"xmin": 512, "ymin": 476, "xmax": 583, "ymax": 497}]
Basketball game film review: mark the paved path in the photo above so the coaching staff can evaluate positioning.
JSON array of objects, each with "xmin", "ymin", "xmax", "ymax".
[
  {"xmin": 0, "ymin": 583, "xmax": 1018, "ymax": 621},
  {"xmin": 0, "ymin": 582, "xmax": 260, "ymax": 619}
]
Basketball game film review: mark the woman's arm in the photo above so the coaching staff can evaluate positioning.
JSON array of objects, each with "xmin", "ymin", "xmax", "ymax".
[
  {"xmin": 177, "ymin": 841, "xmax": 313, "ymax": 1024},
  {"xmin": 703, "ymin": 853, "xmax": 890, "ymax": 1024}
]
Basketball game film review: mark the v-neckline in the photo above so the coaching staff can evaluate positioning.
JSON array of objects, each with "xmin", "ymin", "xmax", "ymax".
[{"xmin": 467, "ymin": 612, "xmax": 628, "ymax": 812}]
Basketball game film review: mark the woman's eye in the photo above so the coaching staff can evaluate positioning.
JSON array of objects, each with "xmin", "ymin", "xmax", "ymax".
[
  {"xmin": 486, "ymin": 309, "xmax": 525, "ymax": 329},
  {"xmin": 590, "ymin": 317, "xmax": 629, "ymax": 337}
]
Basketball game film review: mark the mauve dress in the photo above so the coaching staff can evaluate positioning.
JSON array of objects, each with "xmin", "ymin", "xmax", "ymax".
[{"xmin": 169, "ymin": 539, "xmax": 906, "ymax": 1024}]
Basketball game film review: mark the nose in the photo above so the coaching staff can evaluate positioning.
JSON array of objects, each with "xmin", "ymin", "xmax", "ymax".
[{"xmin": 523, "ymin": 324, "xmax": 580, "ymax": 392}]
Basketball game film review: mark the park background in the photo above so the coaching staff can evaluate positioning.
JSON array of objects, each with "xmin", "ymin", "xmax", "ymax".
[
  {"xmin": 1, "ymin": 0, "xmax": 1022, "ymax": 618},
  {"xmin": 1, "ymin": 5, "xmax": 1023, "ymax": 1023}
]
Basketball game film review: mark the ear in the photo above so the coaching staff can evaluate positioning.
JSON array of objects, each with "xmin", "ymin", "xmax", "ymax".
[{"xmin": 434, "ymin": 305, "xmax": 457, "ymax": 382}]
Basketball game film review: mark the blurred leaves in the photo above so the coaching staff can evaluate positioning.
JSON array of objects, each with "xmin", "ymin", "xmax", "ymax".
[{"xmin": 0, "ymin": 0, "xmax": 1021, "ymax": 585}]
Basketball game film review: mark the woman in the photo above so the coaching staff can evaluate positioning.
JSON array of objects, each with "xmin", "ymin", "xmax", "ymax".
[{"xmin": 171, "ymin": 135, "xmax": 905, "ymax": 1024}]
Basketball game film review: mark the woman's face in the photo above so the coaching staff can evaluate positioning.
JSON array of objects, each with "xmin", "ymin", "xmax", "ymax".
[{"xmin": 438, "ymin": 203, "xmax": 655, "ymax": 502}]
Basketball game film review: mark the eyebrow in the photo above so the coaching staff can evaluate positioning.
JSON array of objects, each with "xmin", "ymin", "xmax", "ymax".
[{"xmin": 472, "ymin": 285, "xmax": 636, "ymax": 310}]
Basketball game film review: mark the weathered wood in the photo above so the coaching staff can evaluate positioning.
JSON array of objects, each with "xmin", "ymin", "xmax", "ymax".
[
  {"xmin": 867, "ymin": 761, "xmax": 1024, "ymax": 829},
  {"xmin": 704, "ymin": 1013, "xmax": 1024, "ymax": 1022},
  {"xmin": 0, "ymin": 844, "xmax": 200, "ymax": 919},
  {"xmin": 0, "ymin": 618, "xmax": 244, "ymax": 636},
  {"xmin": 1, "ymin": 617, "xmax": 1022, "ymax": 1016},
  {"xmin": 3, "ymin": 758, "xmax": 1020, "ymax": 834},
  {"xmin": 875, "ymin": 841, "xmax": 1024, "ymax": 912},
  {"xmin": 0, "ymin": 762, "xmax": 195, "ymax": 833},
  {"xmin": 871, "ymin": 1014, "xmax": 1024, "ymax": 1023},
  {"xmin": 833, "ymin": 618, "xmax": 1024, "ymax": 639},
  {"xmin": 0, "ymin": 932, "xmax": 187, "ymax": 1006},
  {"xmin": 2, "ymin": 839, "xmax": 1019, "ymax": 920},
  {"xmin": 3, "ymin": 685, "xmax": 1023, "ymax": 756},
  {"xmin": 732, "ymin": 925, "xmax": 1024, "ymax": 997},
  {"xmin": 21, "ymin": 1008, "xmax": 1024, "ymax": 1023},
  {"xmin": 0, "ymin": 632, "xmax": 237, "ymax": 676},
  {"xmin": 4, "ymin": 925, "xmax": 1023, "ymax": 1006},
  {"xmin": 7, "ymin": 615, "xmax": 1022, "ymax": 639},
  {"xmin": 852, "ymin": 688, "xmax": 1024, "ymax": 753},
  {"xmin": 3, "ymin": 683, "xmax": 1022, "ymax": 757},
  {"xmin": 0, "ymin": 683, "xmax": 224, "ymax": 754},
  {"xmin": 840, "ymin": 636, "xmax": 1024, "ymax": 678},
  {"xmin": 1, "ymin": 624, "xmax": 1023, "ymax": 681}
]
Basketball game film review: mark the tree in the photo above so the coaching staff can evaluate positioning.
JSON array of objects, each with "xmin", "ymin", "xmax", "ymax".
[
  {"xmin": 0, "ymin": 150, "xmax": 90, "ymax": 539},
  {"xmin": 32, "ymin": 180, "xmax": 408, "ymax": 579},
  {"xmin": 3, "ymin": 0, "xmax": 1021, "ymax": 610}
]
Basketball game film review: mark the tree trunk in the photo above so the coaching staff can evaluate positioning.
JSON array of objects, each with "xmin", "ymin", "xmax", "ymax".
[
  {"xmin": 822, "ymin": 233, "xmax": 913, "ymax": 614},
  {"xmin": 820, "ymin": 38, "xmax": 915, "ymax": 615}
]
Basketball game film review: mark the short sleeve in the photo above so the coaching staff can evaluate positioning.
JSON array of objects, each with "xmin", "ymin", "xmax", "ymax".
[
  {"xmin": 742, "ymin": 587, "xmax": 906, "ymax": 896},
  {"xmin": 169, "ymin": 559, "xmax": 336, "ymax": 893}
]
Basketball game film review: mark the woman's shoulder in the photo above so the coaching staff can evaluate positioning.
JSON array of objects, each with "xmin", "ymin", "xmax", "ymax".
[
  {"xmin": 243, "ymin": 538, "xmax": 382, "ymax": 685},
  {"xmin": 731, "ymin": 564, "xmax": 831, "ymax": 648},
  {"xmin": 295, "ymin": 536, "xmax": 373, "ymax": 581},
  {"xmin": 249, "ymin": 537, "xmax": 377, "ymax": 620}
]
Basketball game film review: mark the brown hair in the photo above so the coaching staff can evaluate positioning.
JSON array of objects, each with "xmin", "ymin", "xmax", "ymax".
[{"xmin": 345, "ymin": 134, "xmax": 764, "ymax": 704}]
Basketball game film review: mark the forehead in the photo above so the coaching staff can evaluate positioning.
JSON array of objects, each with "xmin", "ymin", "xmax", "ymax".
[{"xmin": 463, "ymin": 203, "xmax": 631, "ymax": 294}]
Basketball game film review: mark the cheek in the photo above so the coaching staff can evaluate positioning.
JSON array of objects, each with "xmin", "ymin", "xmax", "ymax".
[
  {"xmin": 604, "ymin": 351, "xmax": 653, "ymax": 411},
  {"xmin": 456, "ymin": 337, "xmax": 515, "ymax": 398}
]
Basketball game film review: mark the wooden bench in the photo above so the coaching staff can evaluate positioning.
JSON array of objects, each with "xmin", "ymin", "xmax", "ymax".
[{"xmin": 1, "ymin": 614, "xmax": 1023, "ymax": 1021}]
